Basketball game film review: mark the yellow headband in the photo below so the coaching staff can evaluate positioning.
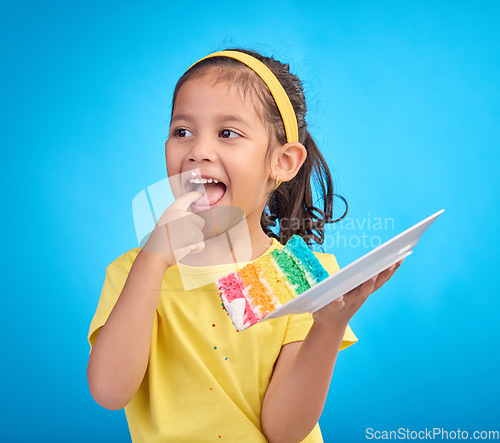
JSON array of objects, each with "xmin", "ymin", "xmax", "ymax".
[{"xmin": 187, "ymin": 50, "xmax": 299, "ymax": 144}]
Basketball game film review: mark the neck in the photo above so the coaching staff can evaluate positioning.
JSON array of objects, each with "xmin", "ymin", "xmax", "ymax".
[
  {"xmin": 178, "ymin": 218, "xmax": 273, "ymax": 267},
  {"xmin": 247, "ymin": 226, "xmax": 274, "ymax": 260}
]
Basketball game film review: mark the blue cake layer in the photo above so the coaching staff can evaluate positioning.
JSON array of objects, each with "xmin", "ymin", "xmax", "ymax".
[{"xmin": 284, "ymin": 235, "xmax": 329, "ymax": 283}]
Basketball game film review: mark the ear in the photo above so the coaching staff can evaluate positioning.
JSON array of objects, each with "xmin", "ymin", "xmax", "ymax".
[{"xmin": 270, "ymin": 142, "xmax": 307, "ymax": 184}]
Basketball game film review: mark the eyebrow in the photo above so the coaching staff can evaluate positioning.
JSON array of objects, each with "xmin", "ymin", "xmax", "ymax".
[{"xmin": 170, "ymin": 113, "xmax": 251, "ymax": 127}]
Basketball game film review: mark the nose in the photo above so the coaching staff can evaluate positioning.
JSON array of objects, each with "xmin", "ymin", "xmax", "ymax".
[{"xmin": 188, "ymin": 136, "xmax": 218, "ymax": 163}]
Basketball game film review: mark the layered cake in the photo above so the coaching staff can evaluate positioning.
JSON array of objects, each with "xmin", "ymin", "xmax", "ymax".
[{"xmin": 216, "ymin": 235, "xmax": 329, "ymax": 331}]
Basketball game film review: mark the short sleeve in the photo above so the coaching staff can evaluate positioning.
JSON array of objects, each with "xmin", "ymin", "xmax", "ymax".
[
  {"xmin": 281, "ymin": 251, "xmax": 358, "ymax": 349},
  {"xmin": 282, "ymin": 313, "xmax": 357, "ymax": 350},
  {"xmin": 87, "ymin": 248, "xmax": 141, "ymax": 352},
  {"xmin": 282, "ymin": 312, "xmax": 315, "ymax": 345}
]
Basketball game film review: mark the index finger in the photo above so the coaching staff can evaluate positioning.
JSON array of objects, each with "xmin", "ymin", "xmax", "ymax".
[{"xmin": 170, "ymin": 191, "xmax": 205, "ymax": 211}]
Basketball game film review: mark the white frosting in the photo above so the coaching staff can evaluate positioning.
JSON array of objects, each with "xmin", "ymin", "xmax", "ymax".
[{"xmin": 224, "ymin": 297, "xmax": 247, "ymax": 331}]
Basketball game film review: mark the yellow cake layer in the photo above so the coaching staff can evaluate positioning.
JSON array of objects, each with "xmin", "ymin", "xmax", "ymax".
[{"xmin": 257, "ymin": 255, "xmax": 295, "ymax": 305}]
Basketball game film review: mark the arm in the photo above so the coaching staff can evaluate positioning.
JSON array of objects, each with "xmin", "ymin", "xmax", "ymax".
[
  {"xmin": 87, "ymin": 191, "xmax": 204, "ymax": 410},
  {"xmin": 261, "ymin": 260, "xmax": 404, "ymax": 443},
  {"xmin": 87, "ymin": 250, "xmax": 167, "ymax": 410}
]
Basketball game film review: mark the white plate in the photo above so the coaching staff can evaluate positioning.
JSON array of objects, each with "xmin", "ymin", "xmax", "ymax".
[{"xmin": 264, "ymin": 209, "xmax": 445, "ymax": 319}]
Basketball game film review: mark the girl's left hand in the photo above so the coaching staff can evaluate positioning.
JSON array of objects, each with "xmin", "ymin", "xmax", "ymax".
[{"xmin": 312, "ymin": 259, "xmax": 405, "ymax": 329}]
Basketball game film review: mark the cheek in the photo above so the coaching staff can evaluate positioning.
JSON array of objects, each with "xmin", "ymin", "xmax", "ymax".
[{"xmin": 165, "ymin": 143, "xmax": 181, "ymax": 175}]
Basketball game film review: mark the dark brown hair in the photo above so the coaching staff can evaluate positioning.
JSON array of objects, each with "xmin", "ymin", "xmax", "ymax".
[{"xmin": 170, "ymin": 48, "xmax": 348, "ymax": 247}]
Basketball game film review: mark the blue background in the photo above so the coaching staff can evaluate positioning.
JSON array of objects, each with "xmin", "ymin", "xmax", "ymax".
[{"xmin": 2, "ymin": 0, "xmax": 499, "ymax": 441}]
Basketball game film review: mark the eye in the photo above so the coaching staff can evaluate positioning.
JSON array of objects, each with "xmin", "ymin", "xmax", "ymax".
[
  {"xmin": 219, "ymin": 129, "xmax": 239, "ymax": 139},
  {"xmin": 173, "ymin": 128, "xmax": 193, "ymax": 138}
]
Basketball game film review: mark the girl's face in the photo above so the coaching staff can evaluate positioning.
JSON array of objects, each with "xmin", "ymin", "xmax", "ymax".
[{"xmin": 165, "ymin": 72, "xmax": 276, "ymax": 231}]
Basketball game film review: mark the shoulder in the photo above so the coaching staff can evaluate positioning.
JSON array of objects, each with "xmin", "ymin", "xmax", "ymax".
[
  {"xmin": 106, "ymin": 247, "xmax": 142, "ymax": 271},
  {"xmin": 88, "ymin": 247, "xmax": 143, "ymax": 350}
]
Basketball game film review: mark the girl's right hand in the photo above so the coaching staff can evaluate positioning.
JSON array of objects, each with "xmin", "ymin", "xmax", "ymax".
[{"xmin": 141, "ymin": 191, "xmax": 206, "ymax": 268}]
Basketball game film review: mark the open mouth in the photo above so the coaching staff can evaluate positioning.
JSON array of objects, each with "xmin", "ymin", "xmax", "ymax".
[{"xmin": 185, "ymin": 174, "xmax": 227, "ymax": 209}]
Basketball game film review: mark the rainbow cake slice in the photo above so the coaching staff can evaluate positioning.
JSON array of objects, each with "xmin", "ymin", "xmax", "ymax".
[{"xmin": 216, "ymin": 235, "xmax": 329, "ymax": 331}]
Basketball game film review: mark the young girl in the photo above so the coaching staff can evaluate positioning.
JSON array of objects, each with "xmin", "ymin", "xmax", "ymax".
[{"xmin": 87, "ymin": 48, "xmax": 403, "ymax": 442}]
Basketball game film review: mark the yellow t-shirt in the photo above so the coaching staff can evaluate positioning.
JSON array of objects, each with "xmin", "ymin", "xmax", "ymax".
[{"xmin": 88, "ymin": 239, "xmax": 358, "ymax": 442}]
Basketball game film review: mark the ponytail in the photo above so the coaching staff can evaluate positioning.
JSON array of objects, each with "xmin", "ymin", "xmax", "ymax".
[{"xmin": 261, "ymin": 130, "xmax": 348, "ymax": 247}]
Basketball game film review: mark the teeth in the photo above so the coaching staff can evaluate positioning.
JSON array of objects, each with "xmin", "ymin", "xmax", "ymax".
[{"xmin": 189, "ymin": 178, "xmax": 219, "ymax": 184}]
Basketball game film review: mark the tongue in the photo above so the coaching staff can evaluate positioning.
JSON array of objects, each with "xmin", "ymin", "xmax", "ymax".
[{"xmin": 194, "ymin": 182, "xmax": 226, "ymax": 205}]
